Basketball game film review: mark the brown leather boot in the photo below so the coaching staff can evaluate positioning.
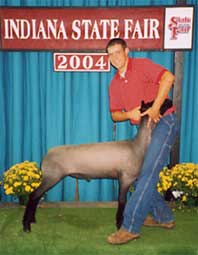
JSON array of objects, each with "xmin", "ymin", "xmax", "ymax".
[
  {"xmin": 144, "ymin": 216, "xmax": 175, "ymax": 229},
  {"xmin": 107, "ymin": 228, "xmax": 140, "ymax": 245}
]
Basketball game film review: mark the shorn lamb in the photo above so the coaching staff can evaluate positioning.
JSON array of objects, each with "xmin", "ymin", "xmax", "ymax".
[{"xmin": 23, "ymin": 100, "xmax": 172, "ymax": 232}]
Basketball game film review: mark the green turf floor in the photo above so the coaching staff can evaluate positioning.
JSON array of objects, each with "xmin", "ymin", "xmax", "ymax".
[{"xmin": 0, "ymin": 206, "xmax": 197, "ymax": 255}]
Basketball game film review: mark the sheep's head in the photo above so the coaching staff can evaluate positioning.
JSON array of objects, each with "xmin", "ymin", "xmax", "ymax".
[{"xmin": 140, "ymin": 99, "xmax": 173, "ymax": 115}]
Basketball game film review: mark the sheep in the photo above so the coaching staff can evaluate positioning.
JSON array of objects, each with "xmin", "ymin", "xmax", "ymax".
[{"xmin": 22, "ymin": 99, "xmax": 172, "ymax": 232}]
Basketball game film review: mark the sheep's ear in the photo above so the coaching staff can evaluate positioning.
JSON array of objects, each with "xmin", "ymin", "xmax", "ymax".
[
  {"xmin": 140, "ymin": 100, "xmax": 154, "ymax": 113},
  {"xmin": 140, "ymin": 100, "xmax": 146, "ymax": 113},
  {"xmin": 160, "ymin": 99, "xmax": 173, "ymax": 115}
]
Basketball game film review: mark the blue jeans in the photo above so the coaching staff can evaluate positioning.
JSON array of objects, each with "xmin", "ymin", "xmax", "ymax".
[{"xmin": 122, "ymin": 113, "xmax": 179, "ymax": 234}]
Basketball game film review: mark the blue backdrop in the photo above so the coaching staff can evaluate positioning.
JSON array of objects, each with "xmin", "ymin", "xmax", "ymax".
[{"xmin": 0, "ymin": 0, "xmax": 197, "ymax": 202}]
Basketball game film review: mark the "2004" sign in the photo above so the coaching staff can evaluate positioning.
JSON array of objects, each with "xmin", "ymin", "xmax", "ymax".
[{"xmin": 54, "ymin": 52, "xmax": 110, "ymax": 72}]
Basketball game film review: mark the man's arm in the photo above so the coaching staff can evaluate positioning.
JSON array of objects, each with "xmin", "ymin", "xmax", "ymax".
[
  {"xmin": 111, "ymin": 106, "xmax": 141, "ymax": 122},
  {"xmin": 141, "ymin": 70, "xmax": 175, "ymax": 127}
]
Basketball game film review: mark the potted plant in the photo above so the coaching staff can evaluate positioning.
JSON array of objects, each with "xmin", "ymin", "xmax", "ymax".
[
  {"xmin": 3, "ymin": 161, "xmax": 42, "ymax": 205},
  {"xmin": 158, "ymin": 163, "xmax": 198, "ymax": 207}
]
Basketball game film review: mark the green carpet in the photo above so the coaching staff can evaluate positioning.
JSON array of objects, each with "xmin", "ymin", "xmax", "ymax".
[{"xmin": 0, "ymin": 206, "xmax": 197, "ymax": 255}]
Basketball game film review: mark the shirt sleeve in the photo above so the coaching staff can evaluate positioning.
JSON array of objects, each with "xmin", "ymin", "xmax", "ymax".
[{"xmin": 141, "ymin": 58, "xmax": 167, "ymax": 85}]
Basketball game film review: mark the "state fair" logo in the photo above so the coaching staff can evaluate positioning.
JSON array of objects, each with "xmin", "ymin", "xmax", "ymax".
[{"xmin": 168, "ymin": 16, "xmax": 192, "ymax": 40}]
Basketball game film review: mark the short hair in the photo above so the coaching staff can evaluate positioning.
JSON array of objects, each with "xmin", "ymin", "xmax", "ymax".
[{"xmin": 106, "ymin": 38, "xmax": 127, "ymax": 53}]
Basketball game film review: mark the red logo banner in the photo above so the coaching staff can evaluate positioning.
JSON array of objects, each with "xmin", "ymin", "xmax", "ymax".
[{"xmin": 0, "ymin": 7, "xmax": 164, "ymax": 50}]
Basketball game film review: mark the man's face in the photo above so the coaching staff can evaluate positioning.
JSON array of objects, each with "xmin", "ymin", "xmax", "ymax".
[{"xmin": 107, "ymin": 44, "xmax": 129, "ymax": 73}]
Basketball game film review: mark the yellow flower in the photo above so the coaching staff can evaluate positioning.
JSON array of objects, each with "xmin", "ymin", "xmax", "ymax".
[
  {"xmin": 25, "ymin": 185, "xmax": 31, "ymax": 192},
  {"xmin": 23, "ymin": 176, "xmax": 29, "ymax": 181},
  {"xmin": 13, "ymin": 182, "xmax": 21, "ymax": 187},
  {"xmin": 5, "ymin": 187, "xmax": 14, "ymax": 195},
  {"xmin": 4, "ymin": 184, "xmax": 9, "ymax": 189},
  {"xmin": 34, "ymin": 174, "xmax": 41, "ymax": 179},
  {"xmin": 31, "ymin": 182, "xmax": 40, "ymax": 188}
]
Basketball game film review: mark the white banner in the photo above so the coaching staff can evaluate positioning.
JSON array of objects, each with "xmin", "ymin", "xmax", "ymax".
[{"xmin": 164, "ymin": 7, "xmax": 194, "ymax": 49}]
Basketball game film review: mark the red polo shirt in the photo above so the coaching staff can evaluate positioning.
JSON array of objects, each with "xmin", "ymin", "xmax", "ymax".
[{"xmin": 109, "ymin": 58, "xmax": 175, "ymax": 124}]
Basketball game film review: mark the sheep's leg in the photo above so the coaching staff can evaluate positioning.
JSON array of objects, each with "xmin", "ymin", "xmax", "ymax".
[
  {"xmin": 23, "ymin": 194, "xmax": 40, "ymax": 232},
  {"xmin": 116, "ymin": 180, "xmax": 131, "ymax": 229},
  {"xmin": 116, "ymin": 201, "xmax": 125, "ymax": 229},
  {"xmin": 23, "ymin": 175, "xmax": 63, "ymax": 232}
]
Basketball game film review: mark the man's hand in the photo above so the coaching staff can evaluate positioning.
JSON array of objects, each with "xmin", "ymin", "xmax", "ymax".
[
  {"xmin": 126, "ymin": 106, "xmax": 141, "ymax": 122},
  {"xmin": 141, "ymin": 106, "xmax": 162, "ymax": 128}
]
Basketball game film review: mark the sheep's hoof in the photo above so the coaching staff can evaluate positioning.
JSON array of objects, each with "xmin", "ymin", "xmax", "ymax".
[
  {"xmin": 30, "ymin": 218, "xmax": 36, "ymax": 224},
  {"xmin": 116, "ymin": 220, "xmax": 123, "ymax": 230},
  {"xmin": 116, "ymin": 224, "xmax": 121, "ymax": 230},
  {"xmin": 23, "ymin": 222, "xmax": 31, "ymax": 233}
]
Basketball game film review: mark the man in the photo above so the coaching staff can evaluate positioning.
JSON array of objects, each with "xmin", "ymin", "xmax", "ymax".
[{"xmin": 106, "ymin": 38, "xmax": 179, "ymax": 245}]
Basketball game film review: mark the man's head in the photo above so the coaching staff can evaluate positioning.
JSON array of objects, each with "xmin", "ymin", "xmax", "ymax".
[
  {"xmin": 106, "ymin": 38, "xmax": 129, "ymax": 74},
  {"xmin": 105, "ymin": 38, "xmax": 128, "ymax": 53}
]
